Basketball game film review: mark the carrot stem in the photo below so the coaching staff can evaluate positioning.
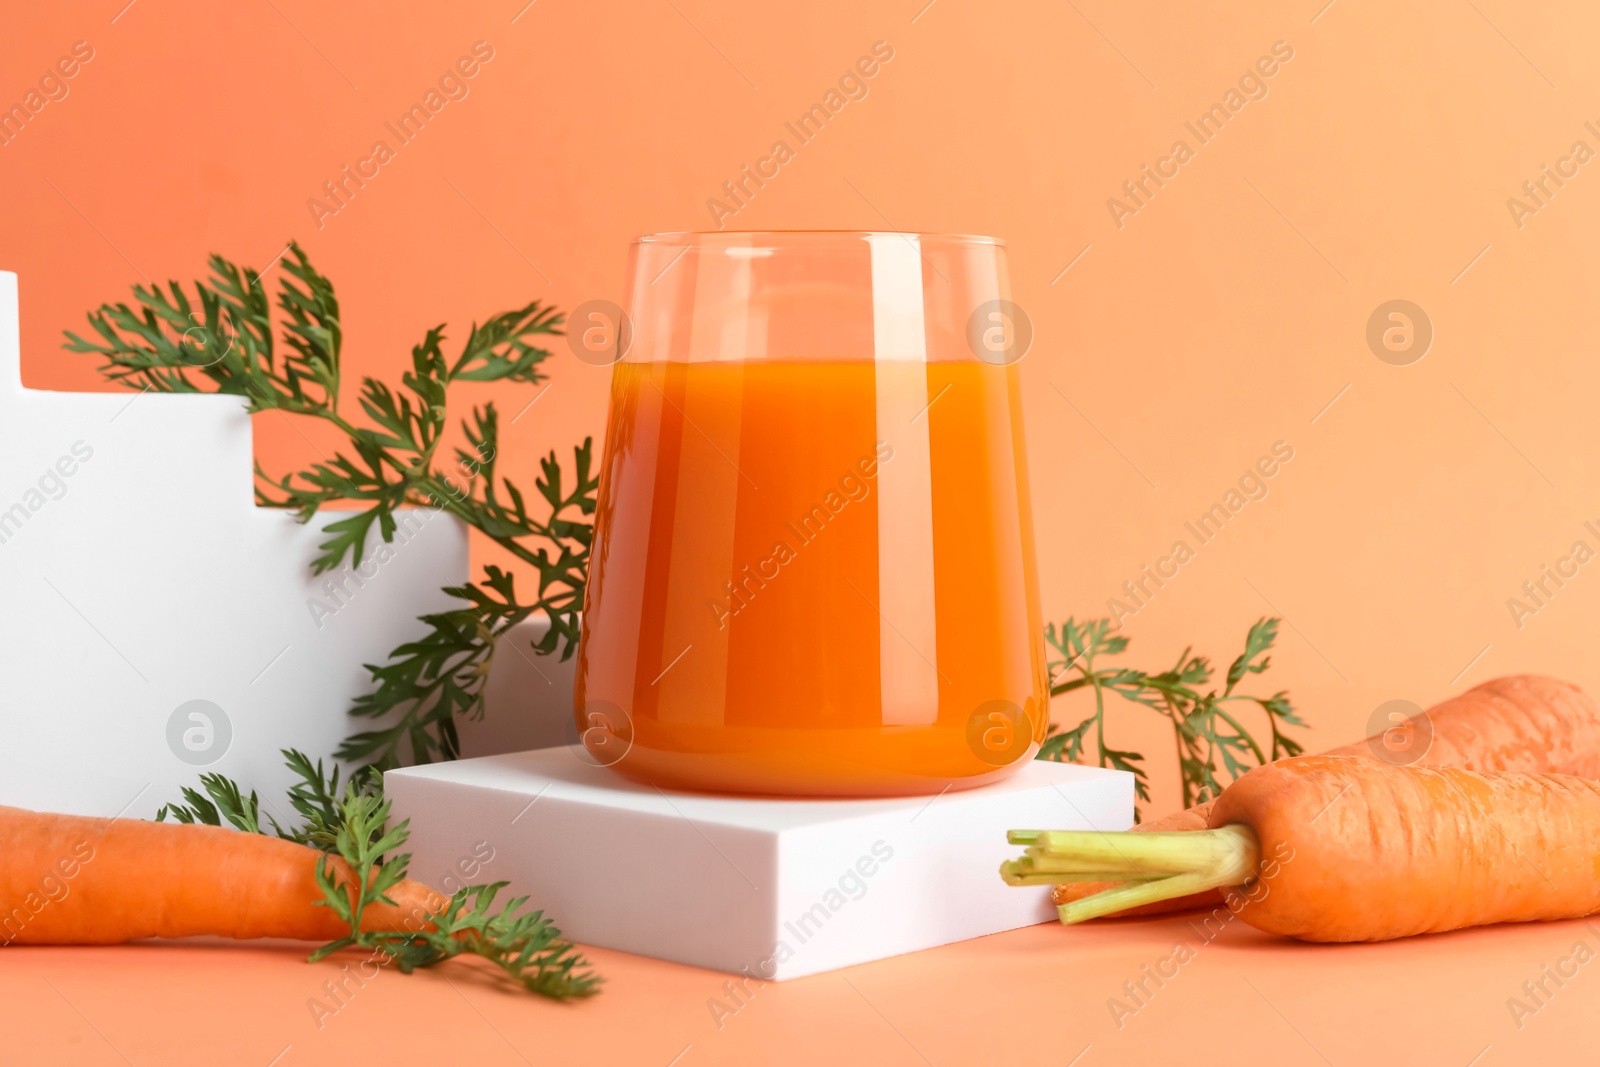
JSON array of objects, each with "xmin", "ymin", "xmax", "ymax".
[
  {"xmin": 1021, "ymin": 828, "xmax": 1251, "ymax": 875},
  {"xmin": 998, "ymin": 859, "xmax": 1164, "ymax": 887},
  {"xmin": 1058, "ymin": 870, "xmax": 1230, "ymax": 923},
  {"xmin": 1001, "ymin": 825, "xmax": 1262, "ymax": 920},
  {"xmin": 1022, "ymin": 848, "xmax": 1153, "ymax": 874}
]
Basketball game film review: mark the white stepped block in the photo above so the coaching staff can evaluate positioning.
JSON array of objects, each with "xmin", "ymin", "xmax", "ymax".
[
  {"xmin": 0, "ymin": 271, "xmax": 469, "ymax": 817},
  {"xmin": 386, "ymin": 748, "xmax": 1132, "ymax": 979}
]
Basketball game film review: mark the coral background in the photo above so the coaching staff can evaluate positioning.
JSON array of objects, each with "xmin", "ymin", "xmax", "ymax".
[{"xmin": 5, "ymin": 0, "xmax": 1598, "ymax": 817}]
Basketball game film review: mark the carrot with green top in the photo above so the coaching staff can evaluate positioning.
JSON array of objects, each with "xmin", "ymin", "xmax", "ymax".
[
  {"xmin": 1052, "ymin": 674, "xmax": 1600, "ymax": 918},
  {"xmin": 1010, "ymin": 755, "xmax": 1600, "ymax": 941},
  {"xmin": 0, "ymin": 805, "xmax": 443, "ymax": 945},
  {"xmin": 2, "ymin": 757, "xmax": 601, "ymax": 1000}
]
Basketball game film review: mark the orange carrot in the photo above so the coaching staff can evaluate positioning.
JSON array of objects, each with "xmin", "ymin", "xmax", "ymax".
[
  {"xmin": 1053, "ymin": 674, "xmax": 1600, "ymax": 917},
  {"xmin": 1213, "ymin": 757, "xmax": 1600, "ymax": 940},
  {"xmin": 0, "ymin": 807, "xmax": 444, "ymax": 945},
  {"xmin": 1018, "ymin": 756, "xmax": 1600, "ymax": 942}
]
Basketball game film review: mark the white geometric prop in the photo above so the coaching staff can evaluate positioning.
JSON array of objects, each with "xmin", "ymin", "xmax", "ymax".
[
  {"xmin": 387, "ymin": 749, "xmax": 1132, "ymax": 980},
  {"xmin": 0, "ymin": 271, "xmax": 469, "ymax": 818}
]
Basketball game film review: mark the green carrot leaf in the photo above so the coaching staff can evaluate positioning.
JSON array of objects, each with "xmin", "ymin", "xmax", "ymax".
[{"xmin": 1039, "ymin": 616, "xmax": 1301, "ymax": 817}]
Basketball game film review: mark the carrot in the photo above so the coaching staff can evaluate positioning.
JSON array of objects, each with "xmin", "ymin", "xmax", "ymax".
[
  {"xmin": 0, "ymin": 806, "xmax": 445, "ymax": 945},
  {"xmin": 1013, "ymin": 756, "xmax": 1600, "ymax": 941},
  {"xmin": 1052, "ymin": 674, "xmax": 1600, "ymax": 917}
]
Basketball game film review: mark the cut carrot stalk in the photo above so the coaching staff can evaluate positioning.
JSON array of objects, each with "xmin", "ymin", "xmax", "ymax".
[
  {"xmin": 1022, "ymin": 828, "xmax": 1256, "ymax": 874},
  {"xmin": 1054, "ymin": 832, "xmax": 1258, "ymax": 923},
  {"xmin": 998, "ymin": 861, "xmax": 1160, "ymax": 887},
  {"xmin": 1001, "ymin": 829, "xmax": 1178, "ymax": 885},
  {"xmin": 1005, "ymin": 827, "xmax": 1258, "ymax": 921}
]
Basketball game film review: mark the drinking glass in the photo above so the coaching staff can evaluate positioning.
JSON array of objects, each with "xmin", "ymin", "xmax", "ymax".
[{"xmin": 574, "ymin": 231, "xmax": 1047, "ymax": 796}]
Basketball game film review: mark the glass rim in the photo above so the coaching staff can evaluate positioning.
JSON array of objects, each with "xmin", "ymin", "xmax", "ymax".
[{"xmin": 633, "ymin": 229, "xmax": 1004, "ymax": 248}]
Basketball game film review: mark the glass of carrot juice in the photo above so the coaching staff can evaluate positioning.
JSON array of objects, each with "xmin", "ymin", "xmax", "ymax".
[{"xmin": 574, "ymin": 231, "xmax": 1047, "ymax": 797}]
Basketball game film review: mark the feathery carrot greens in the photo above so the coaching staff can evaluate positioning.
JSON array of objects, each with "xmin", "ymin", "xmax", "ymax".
[
  {"xmin": 308, "ymin": 781, "xmax": 599, "ymax": 998},
  {"xmin": 158, "ymin": 750, "xmax": 600, "ymax": 999},
  {"xmin": 1039, "ymin": 617, "xmax": 1304, "ymax": 814}
]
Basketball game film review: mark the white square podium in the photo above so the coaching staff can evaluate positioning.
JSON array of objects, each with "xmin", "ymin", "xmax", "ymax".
[{"xmin": 386, "ymin": 748, "xmax": 1132, "ymax": 980}]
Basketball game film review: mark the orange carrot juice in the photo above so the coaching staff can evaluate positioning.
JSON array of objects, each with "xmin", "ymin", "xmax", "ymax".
[{"xmin": 575, "ymin": 356, "xmax": 1048, "ymax": 796}]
